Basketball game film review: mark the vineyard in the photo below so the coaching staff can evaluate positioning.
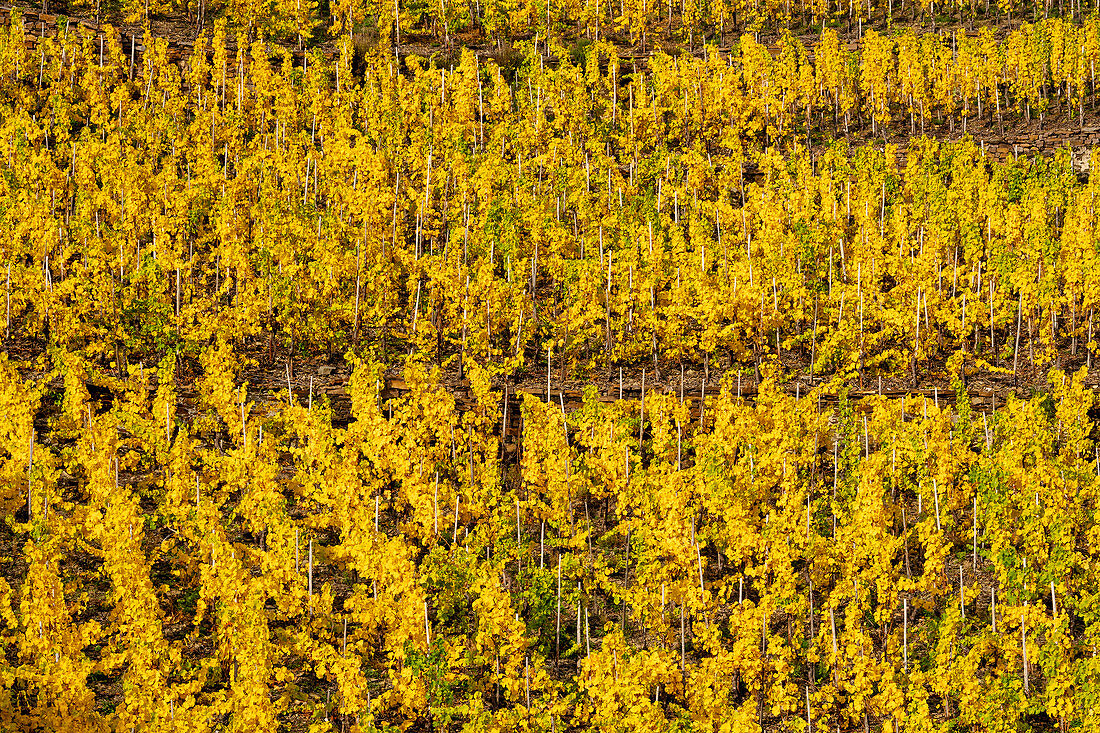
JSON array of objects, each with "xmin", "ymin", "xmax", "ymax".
[{"xmin": 6, "ymin": 0, "xmax": 1100, "ymax": 729}]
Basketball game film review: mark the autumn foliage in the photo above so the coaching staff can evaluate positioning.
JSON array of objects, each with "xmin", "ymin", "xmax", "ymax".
[{"xmin": 4, "ymin": 4, "xmax": 1100, "ymax": 732}]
